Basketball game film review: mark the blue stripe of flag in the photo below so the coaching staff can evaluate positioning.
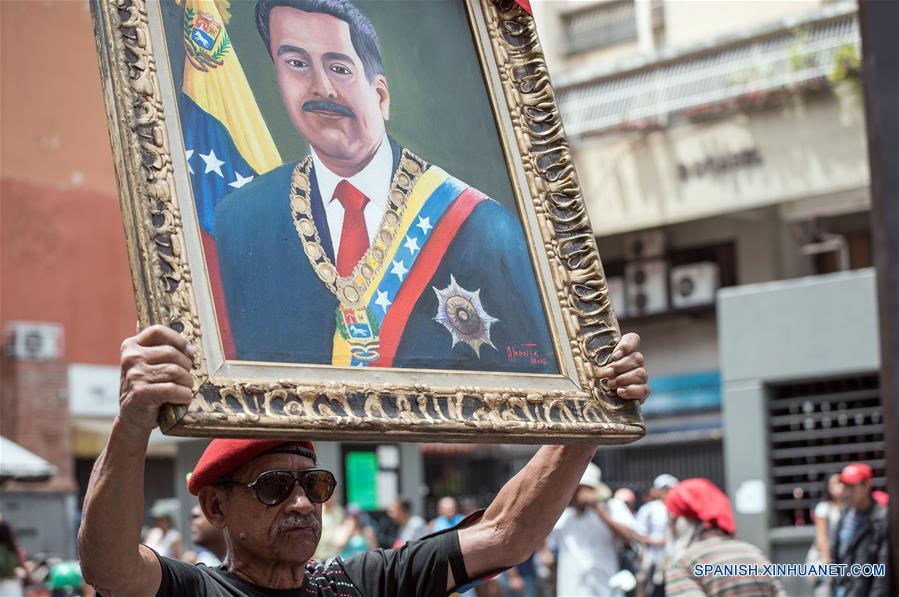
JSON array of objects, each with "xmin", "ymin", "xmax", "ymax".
[{"xmin": 179, "ymin": 93, "xmax": 258, "ymax": 237}]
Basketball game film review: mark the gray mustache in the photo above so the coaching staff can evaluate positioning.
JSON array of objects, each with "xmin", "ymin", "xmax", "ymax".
[
  {"xmin": 271, "ymin": 513, "xmax": 320, "ymax": 538},
  {"xmin": 303, "ymin": 100, "xmax": 355, "ymax": 118}
]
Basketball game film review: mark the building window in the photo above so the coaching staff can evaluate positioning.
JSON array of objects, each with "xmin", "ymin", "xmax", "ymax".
[
  {"xmin": 768, "ymin": 375, "xmax": 885, "ymax": 529},
  {"xmin": 562, "ymin": 0, "xmax": 638, "ymax": 54}
]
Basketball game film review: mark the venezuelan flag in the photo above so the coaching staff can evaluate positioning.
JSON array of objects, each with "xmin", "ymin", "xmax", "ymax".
[{"xmin": 176, "ymin": 0, "xmax": 282, "ymax": 357}]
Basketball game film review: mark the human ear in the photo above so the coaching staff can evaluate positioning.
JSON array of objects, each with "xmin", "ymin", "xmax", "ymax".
[
  {"xmin": 198, "ymin": 486, "xmax": 228, "ymax": 530},
  {"xmin": 375, "ymin": 75, "xmax": 390, "ymax": 121}
]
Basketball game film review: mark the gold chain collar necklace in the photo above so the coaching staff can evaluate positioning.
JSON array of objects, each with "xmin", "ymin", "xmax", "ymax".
[{"xmin": 289, "ymin": 149, "xmax": 429, "ymax": 309}]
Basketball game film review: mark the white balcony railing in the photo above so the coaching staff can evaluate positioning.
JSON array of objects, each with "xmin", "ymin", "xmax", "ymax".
[{"xmin": 556, "ymin": 3, "xmax": 860, "ymax": 137}]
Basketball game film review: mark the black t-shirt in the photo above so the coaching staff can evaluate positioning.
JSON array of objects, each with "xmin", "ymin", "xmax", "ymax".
[{"xmin": 154, "ymin": 529, "xmax": 470, "ymax": 597}]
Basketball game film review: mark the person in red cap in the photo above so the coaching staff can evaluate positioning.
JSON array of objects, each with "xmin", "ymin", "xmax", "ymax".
[
  {"xmin": 831, "ymin": 462, "xmax": 890, "ymax": 597},
  {"xmin": 77, "ymin": 325, "xmax": 651, "ymax": 596},
  {"xmin": 663, "ymin": 478, "xmax": 786, "ymax": 597}
]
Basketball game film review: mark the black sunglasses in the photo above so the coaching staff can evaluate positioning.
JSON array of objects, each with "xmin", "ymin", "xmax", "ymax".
[{"xmin": 219, "ymin": 469, "xmax": 337, "ymax": 506}]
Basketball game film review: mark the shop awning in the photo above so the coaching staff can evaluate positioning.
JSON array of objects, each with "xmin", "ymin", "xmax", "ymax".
[
  {"xmin": 0, "ymin": 435, "xmax": 57, "ymax": 482},
  {"xmin": 73, "ymin": 418, "xmax": 194, "ymax": 458}
]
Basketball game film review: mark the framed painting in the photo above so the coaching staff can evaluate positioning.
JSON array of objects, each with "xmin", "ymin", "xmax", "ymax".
[{"xmin": 90, "ymin": 0, "xmax": 643, "ymax": 443}]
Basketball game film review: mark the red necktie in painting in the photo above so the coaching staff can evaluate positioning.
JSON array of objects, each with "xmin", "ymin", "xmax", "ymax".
[{"xmin": 334, "ymin": 180, "xmax": 370, "ymax": 277}]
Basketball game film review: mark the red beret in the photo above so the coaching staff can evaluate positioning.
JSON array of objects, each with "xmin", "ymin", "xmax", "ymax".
[
  {"xmin": 840, "ymin": 462, "xmax": 873, "ymax": 485},
  {"xmin": 187, "ymin": 439, "xmax": 316, "ymax": 496},
  {"xmin": 665, "ymin": 478, "xmax": 736, "ymax": 535}
]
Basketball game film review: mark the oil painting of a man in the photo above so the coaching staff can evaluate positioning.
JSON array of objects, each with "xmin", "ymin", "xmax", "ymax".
[{"xmin": 189, "ymin": 0, "xmax": 558, "ymax": 373}]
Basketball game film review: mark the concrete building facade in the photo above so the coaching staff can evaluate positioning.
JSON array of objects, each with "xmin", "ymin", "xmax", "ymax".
[{"xmin": 532, "ymin": 1, "xmax": 881, "ymax": 590}]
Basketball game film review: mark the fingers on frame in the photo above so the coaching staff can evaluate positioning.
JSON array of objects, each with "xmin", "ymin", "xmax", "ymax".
[
  {"xmin": 127, "ymin": 381, "xmax": 193, "ymax": 406},
  {"xmin": 611, "ymin": 333, "xmax": 641, "ymax": 360},
  {"xmin": 611, "ymin": 367, "xmax": 648, "ymax": 388},
  {"xmin": 616, "ymin": 384, "xmax": 651, "ymax": 403},
  {"xmin": 135, "ymin": 324, "xmax": 193, "ymax": 354},
  {"xmin": 121, "ymin": 344, "xmax": 194, "ymax": 376},
  {"xmin": 609, "ymin": 351, "xmax": 645, "ymax": 374},
  {"xmin": 142, "ymin": 344, "xmax": 194, "ymax": 371},
  {"xmin": 124, "ymin": 361, "xmax": 194, "ymax": 389}
]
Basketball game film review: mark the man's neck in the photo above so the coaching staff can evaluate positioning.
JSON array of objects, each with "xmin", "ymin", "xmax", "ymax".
[
  {"xmin": 226, "ymin": 551, "xmax": 307, "ymax": 589},
  {"xmin": 313, "ymin": 138, "xmax": 384, "ymax": 178}
]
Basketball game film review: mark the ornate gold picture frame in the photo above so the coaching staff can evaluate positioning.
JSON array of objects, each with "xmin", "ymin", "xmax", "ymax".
[{"xmin": 90, "ymin": 0, "xmax": 643, "ymax": 444}]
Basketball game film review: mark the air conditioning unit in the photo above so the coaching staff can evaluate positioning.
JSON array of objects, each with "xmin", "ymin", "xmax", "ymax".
[
  {"xmin": 625, "ymin": 260, "xmax": 668, "ymax": 315},
  {"xmin": 625, "ymin": 230, "xmax": 666, "ymax": 260},
  {"xmin": 670, "ymin": 262, "xmax": 720, "ymax": 308},
  {"xmin": 605, "ymin": 276, "xmax": 626, "ymax": 319},
  {"xmin": 6, "ymin": 322, "xmax": 63, "ymax": 360}
]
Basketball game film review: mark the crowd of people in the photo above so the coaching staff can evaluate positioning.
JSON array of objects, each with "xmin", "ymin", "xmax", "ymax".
[
  {"xmin": 0, "ymin": 458, "xmax": 891, "ymax": 597},
  {"xmin": 531, "ymin": 461, "xmax": 889, "ymax": 597},
  {"xmin": 127, "ymin": 458, "xmax": 888, "ymax": 597},
  {"xmin": 0, "ymin": 457, "xmax": 890, "ymax": 597}
]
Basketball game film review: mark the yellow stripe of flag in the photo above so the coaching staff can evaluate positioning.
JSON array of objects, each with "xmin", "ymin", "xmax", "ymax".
[
  {"xmin": 362, "ymin": 166, "xmax": 449, "ymax": 304},
  {"xmin": 181, "ymin": 0, "xmax": 281, "ymax": 174}
]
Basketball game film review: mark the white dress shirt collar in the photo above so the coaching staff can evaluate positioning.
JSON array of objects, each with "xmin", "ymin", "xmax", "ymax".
[{"xmin": 310, "ymin": 136, "xmax": 394, "ymax": 255}]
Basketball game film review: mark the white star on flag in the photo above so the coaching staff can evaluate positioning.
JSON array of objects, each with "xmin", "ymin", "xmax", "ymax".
[
  {"xmin": 200, "ymin": 149, "xmax": 225, "ymax": 178},
  {"xmin": 228, "ymin": 171, "xmax": 254, "ymax": 189},
  {"xmin": 375, "ymin": 290, "xmax": 392, "ymax": 313},
  {"xmin": 391, "ymin": 259, "xmax": 409, "ymax": 281},
  {"xmin": 404, "ymin": 236, "xmax": 420, "ymax": 256},
  {"xmin": 185, "ymin": 149, "xmax": 194, "ymax": 174},
  {"xmin": 416, "ymin": 216, "xmax": 432, "ymax": 235}
]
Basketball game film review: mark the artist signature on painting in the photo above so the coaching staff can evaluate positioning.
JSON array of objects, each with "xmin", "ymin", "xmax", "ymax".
[{"xmin": 506, "ymin": 343, "xmax": 547, "ymax": 366}]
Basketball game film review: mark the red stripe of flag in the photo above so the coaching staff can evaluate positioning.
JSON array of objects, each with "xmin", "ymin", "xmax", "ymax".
[
  {"xmin": 373, "ymin": 188, "xmax": 488, "ymax": 368},
  {"xmin": 515, "ymin": 0, "xmax": 531, "ymax": 14},
  {"xmin": 201, "ymin": 230, "xmax": 237, "ymax": 359}
]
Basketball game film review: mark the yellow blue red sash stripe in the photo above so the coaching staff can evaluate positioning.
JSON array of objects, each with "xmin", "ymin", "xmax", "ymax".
[{"xmin": 331, "ymin": 167, "xmax": 470, "ymax": 366}]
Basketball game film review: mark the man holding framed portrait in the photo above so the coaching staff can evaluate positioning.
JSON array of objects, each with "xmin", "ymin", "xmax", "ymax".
[
  {"xmin": 78, "ymin": 326, "xmax": 650, "ymax": 596},
  {"xmin": 83, "ymin": 0, "xmax": 657, "ymax": 587}
]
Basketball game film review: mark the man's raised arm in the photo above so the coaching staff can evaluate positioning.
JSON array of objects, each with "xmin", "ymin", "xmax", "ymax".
[
  {"xmin": 78, "ymin": 326, "xmax": 195, "ymax": 596},
  {"xmin": 454, "ymin": 333, "xmax": 649, "ymax": 588}
]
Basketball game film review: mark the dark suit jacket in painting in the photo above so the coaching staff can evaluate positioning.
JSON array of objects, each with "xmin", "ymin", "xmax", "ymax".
[{"xmin": 214, "ymin": 142, "xmax": 559, "ymax": 374}]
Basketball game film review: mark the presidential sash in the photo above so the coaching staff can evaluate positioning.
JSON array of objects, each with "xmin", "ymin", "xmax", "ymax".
[{"xmin": 331, "ymin": 167, "xmax": 487, "ymax": 368}]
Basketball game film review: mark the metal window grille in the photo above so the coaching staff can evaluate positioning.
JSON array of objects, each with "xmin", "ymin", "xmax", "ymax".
[
  {"xmin": 562, "ymin": 0, "xmax": 638, "ymax": 54},
  {"xmin": 596, "ymin": 439, "xmax": 725, "ymax": 493},
  {"xmin": 768, "ymin": 375, "xmax": 885, "ymax": 529},
  {"xmin": 557, "ymin": 6, "xmax": 859, "ymax": 136}
]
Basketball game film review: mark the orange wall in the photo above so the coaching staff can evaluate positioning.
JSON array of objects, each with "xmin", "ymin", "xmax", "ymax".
[{"xmin": 1, "ymin": 0, "xmax": 136, "ymax": 364}]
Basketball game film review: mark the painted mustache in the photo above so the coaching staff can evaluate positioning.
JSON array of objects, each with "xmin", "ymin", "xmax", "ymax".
[
  {"xmin": 303, "ymin": 99, "xmax": 355, "ymax": 118},
  {"xmin": 271, "ymin": 513, "xmax": 320, "ymax": 539}
]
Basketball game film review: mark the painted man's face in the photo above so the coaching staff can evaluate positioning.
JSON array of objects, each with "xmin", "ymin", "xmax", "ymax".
[{"xmin": 268, "ymin": 7, "xmax": 389, "ymax": 172}]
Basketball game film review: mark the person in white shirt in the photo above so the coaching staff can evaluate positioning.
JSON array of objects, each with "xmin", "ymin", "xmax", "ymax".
[
  {"xmin": 143, "ymin": 502, "xmax": 182, "ymax": 560},
  {"xmin": 547, "ymin": 463, "xmax": 638, "ymax": 597},
  {"xmin": 635, "ymin": 473, "xmax": 678, "ymax": 597}
]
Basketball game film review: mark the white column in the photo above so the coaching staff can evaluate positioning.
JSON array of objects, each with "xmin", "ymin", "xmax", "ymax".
[{"xmin": 635, "ymin": 0, "xmax": 655, "ymax": 54}]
